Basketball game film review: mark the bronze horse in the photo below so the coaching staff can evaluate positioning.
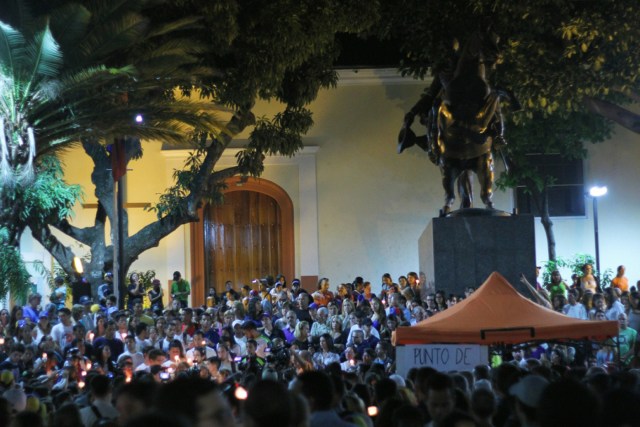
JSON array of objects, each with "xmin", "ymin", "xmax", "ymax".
[{"xmin": 399, "ymin": 28, "xmax": 516, "ymax": 215}]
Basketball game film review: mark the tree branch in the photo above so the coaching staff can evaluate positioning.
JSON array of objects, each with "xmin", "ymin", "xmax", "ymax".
[
  {"xmin": 584, "ymin": 97, "xmax": 640, "ymax": 134},
  {"xmin": 51, "ymin": 219, "xmax": 96, "ymax": 246},
  {"xmin": 29, "ymin": 223, "xmax": 77, "ymax": 275},
  {"xmin": 208, "ymin": 166, "xmax": 242, "ymax": 186}
]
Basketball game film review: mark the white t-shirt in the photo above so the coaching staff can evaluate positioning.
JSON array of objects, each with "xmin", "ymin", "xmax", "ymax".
[{"xmin": 51, "ymin": 322, "xmax": 74, "ymax": 350}]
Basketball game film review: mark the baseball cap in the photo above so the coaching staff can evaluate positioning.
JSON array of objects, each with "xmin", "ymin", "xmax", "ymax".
[
  {"xmin": 79, "ymin": 296, "xmax": 93, "ymax": 305},
  {"xmin": 509, "ymin": 375, "xmax": 549, "ymax": 408},
  {"xmin": 291, "ymin": 279, "xmax": 301, "ymax": 287}
]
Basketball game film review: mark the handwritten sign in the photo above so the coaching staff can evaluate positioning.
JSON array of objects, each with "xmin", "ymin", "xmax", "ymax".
[{"xmin": 395, "ymin": 344, "xmax": 489, "ymax": 377}]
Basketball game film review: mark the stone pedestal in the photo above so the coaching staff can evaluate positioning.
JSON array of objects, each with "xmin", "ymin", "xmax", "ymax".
[{"xmin": 419, "ymin": 210, "xmax": 536, "ymax": 297}]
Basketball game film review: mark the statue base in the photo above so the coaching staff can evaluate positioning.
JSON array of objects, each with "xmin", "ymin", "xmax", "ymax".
[{"xmin": 419, "ymin": 209, "xmax": 536, "ymax": 298}]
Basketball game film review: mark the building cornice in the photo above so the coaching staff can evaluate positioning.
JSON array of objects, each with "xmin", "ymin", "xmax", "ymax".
[{"xmin": 336, "ymin": 68, "xmax": 430, "ymax": 86}]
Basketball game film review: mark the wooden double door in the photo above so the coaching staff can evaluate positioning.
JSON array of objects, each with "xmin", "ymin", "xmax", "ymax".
[
  {"xmin": 191, "ymin": 178, "xmax": 295, "ymax": 304},
  {"xmin": 204, "ymin": 191, "xmax": 282, "ymax": 291}
]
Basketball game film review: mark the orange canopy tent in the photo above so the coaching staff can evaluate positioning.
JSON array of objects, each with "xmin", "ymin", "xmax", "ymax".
[{"xmin": 394, "ymin": 272, "xmax": 619, "ymax": 345}]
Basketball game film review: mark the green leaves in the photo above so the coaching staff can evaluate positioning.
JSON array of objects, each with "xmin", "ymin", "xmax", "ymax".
[
  {"xmin": 19, "ymin": 156, "xmax": 82, "ymax": 225},
  {"xmin": 0, "ymin": 226, "xmax": 31, "ymax": 302}
]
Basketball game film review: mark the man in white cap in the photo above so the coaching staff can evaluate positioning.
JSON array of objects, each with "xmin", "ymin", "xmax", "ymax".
[{"xmin": 510, "ymin": 374, "xmax": 549, "ymax": 427}]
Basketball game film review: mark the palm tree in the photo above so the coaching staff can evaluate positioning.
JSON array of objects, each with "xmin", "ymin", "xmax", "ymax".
[{"xmin": 0, "ymin": 0, "xmax": 224, "ymax": 299}]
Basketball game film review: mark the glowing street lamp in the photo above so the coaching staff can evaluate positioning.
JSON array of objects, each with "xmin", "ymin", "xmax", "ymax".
[{"xmin": 588, "ymin": 186, "xmax": 607, "ymax": 276}]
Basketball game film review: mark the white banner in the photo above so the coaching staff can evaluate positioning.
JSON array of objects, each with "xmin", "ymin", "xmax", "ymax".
[{"xmin": 395, "ymin": 344, "xmax": 489, "ymax": 377}]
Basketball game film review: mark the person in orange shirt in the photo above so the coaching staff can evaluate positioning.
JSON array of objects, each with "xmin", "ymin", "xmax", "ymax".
[
  {"xmin": 611, "ymin": 265, "xmax": 629, "ymax": 293},
  {"xmin": 312, "ymin": 278, "xmax": 335, "ymax": 307}
]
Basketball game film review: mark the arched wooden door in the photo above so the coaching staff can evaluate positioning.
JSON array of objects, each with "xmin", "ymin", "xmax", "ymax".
[
  {"xmin": 204, "ymin": 191, "xmax": 281, "ymax": 290},
  {"xmin": 190, "ymin": 177, "xmax": 294, "ymax": 305}
]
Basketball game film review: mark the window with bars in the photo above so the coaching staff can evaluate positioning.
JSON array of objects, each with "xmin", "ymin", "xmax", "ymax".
[{"xmin": 515, "ymin": 154, "xmax": 585, "ymax": 217}]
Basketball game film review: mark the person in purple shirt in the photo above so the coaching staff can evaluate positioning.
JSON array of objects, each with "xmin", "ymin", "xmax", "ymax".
[
  {"xmin": 282, "ymin": 310, "xmax": 298, "ymax": 344},
  {"xmin": 22, "ymin": 293, "xmax": 42, "ymax": 324}
]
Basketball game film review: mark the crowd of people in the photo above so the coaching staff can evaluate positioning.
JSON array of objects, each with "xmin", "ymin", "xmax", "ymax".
[{"xmin": 0, "ymin": 267, "xmax": 639, "ymax": 427}]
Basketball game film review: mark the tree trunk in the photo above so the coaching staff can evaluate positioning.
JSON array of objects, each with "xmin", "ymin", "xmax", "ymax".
[
  {"xmin": 539, "ymin": 186, "xmax": 556, "ymax": 261},
  {"xmin": 524, "ymin": 179, "xmax": 556, "ymax": 262}
]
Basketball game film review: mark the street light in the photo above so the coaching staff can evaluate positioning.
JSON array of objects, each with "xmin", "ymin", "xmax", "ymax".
[{"xmin": 588, "ymin": 185, "xmax": 607, "ymax": 276}]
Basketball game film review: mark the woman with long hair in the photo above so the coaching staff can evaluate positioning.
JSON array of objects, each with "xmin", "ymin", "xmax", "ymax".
[
  {"xmin": 0, "ymin": 308, "xmax": 10, "ymax": 333},
  {"xmin": 329, "ymin": 315, "xmax": 346, "ymax": 351},
  {"xmin": 155, "ymin": 317, "xmax": 167, "ymax": 341},
  {"xmin": 34, "ymin": 314, "xmax": 52, "ymax": 343},
  {"xmin": 327, "ymin": 301, "xmax": 340, "ymax": 318},
  {"xmin": 312, "ymin": 333, "xmax": 340, "ymax": 369},
  {"xmin": 216, "ymin": 343, "xmax": 236, "ymax": 373},
  {"xmin": 341, "ymin": 300, "xmax": 356, "ymax": 330},
  {"xmin": 579, "ymin": 263, "xmax": 598, "ymax": 294},
  {"xmin": 245, "ymin": 297, "xmax": 263, "ymax": 327},
  {"xmin": 293, "ymin": 320, "xmax": 310, "ymax": 350},
  {"xmin": 370, "ymin": 297, "xmax": 387, "ymax": 330},
  {"xmin": 220, "ymin": 327, "xmax": 241, "ymax": 355},
  {"xmin": 233, "ymin": 301, "xmax": 245, "ymax": 321},
  {"xmin": 8, "ymin": 305, "xmax": 24, "ymax": 338},
  {"xmin": 126, "ymin": 272, "xmax": 144, "ymax": 309},
  {"xmin": 91, "ymin": 315, "xmax": 107, "ymax": 342},
  {"xmin": 552, "ymin": 294, "xmax": 567, "ymax": 313},
  {"xmin": 434, "ymin": 290, "xmax": 448, "ymax": 312},
  {"xmin": 148, "ymin": 279, "xmax": 164, "ymax": 313},
  {"xmin": 167, "ymin": 339, "xmax": 186, "ymax": 365},
  {"xmin": 94, "ymin": 344, "xmax": 117, "ymax": 375},
  {"xmin": 335, "ymin": 283, "xmax": 352, "ymax": 305}
]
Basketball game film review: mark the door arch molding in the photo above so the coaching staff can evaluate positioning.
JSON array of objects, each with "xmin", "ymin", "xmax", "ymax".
[{"xmin": 190, "ymin": 177, "xmax": 294, "ymax": 305}]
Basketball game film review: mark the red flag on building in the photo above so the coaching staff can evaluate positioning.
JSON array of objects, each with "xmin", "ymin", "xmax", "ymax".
[{"xmin": 110, "ymin": 138, "xmax": 126, "ymax": 182}]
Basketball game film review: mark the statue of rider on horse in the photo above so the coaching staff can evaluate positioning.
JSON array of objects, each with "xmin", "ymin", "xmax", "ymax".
[{"xmin": 398, "ymin": 24, "xmax": 519, "ymax": 216}]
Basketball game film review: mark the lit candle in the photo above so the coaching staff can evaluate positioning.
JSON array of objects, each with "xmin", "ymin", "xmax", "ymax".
[
  {"xmin": 201, "ymin": 340, "xmax": 206, "ymax": 346},
  {"xmin": 367, "ymin": 406, "xmax": 379, "ymax": 417},
  {"xmin": 234, "ymin": 386, "xmax": 248, "ymax": 400},
  {"xmin": 174, "ymin": 355, "xmax": 179, "ymax": 363},
  {"xmin": 78, "ymin": 381, "xmax": 85, "ymax": 389},
  {"xmin": 187, "ymin": 358, "xmax": 193, "ymax": 366},
  {"xmin": 88, "ymin": 332, "xmax": 94, "ymax": 342},
  {"xmin": 81, "ymin": 370, "xmax": 86, "ymax": 377},
  {"xmin": 0, "ymin": 337, "xmax": 5, "ymax": 345},
  {"xmin": 42, "ymin": 353, "xmax": 47, "ymax": 360},
  {"xmin": 86, "ymin": 362, "xmax": 92, "ymax": 370}
]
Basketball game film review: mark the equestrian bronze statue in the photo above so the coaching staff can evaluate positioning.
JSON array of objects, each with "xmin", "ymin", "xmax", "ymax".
[{"xmin": 399, "ymin": 27, "xmax": 518, "ymax": 215}]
